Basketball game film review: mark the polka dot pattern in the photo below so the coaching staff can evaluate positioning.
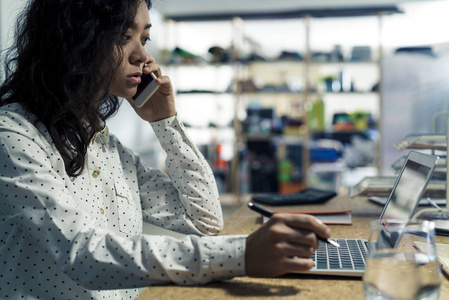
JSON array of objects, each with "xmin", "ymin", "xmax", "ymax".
[{"xmin": 0, "ymin": 103, "xmax": 246, "ymax": 299}]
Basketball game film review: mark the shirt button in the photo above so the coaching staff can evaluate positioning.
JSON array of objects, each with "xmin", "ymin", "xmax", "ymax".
[
  {"xmin": 100, "ymin": 208, "xmax": 105, "ymax": 215},
  {"xmin": 92, "ymin": 170, "xmax": 100, "ymax": 178}
]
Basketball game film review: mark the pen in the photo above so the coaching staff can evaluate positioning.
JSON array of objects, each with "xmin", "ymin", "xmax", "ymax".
[
  {"xmin": 247, "ymin": 201, "xmax": 340, "ymax": 248},
  {"xmin": 426, "ymin": 197, "xmax": 442, "ymax": 212}
]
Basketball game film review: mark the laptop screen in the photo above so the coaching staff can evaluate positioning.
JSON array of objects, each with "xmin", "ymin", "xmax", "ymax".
[{"xmin": 380, "ymin": 151, "xmax": 437, "ymax": 221}]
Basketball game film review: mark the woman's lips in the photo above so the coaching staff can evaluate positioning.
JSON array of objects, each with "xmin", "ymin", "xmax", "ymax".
[{"xmin": 127, "ymin": 73, "xmax": 142, "ymax": 84}]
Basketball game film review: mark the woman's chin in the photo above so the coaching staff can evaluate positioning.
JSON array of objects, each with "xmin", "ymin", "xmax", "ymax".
[{"xmin": 111, "ymin": 90, "xmax": 137, "ymax": 99}]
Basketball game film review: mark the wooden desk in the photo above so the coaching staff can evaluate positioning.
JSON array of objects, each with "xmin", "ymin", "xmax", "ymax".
[{"xmin": 138, "ymin": 195, "xmax": 449, "ymax": 300}]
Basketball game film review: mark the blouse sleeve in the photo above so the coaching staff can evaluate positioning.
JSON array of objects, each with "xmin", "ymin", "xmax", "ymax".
[{"xmin": 113, "ymin": 115, "xmax": 224, "ymax": 236}]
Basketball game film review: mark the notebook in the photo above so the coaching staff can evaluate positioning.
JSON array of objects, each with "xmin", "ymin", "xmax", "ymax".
[
  {"xmin": 301, "ymin": 150, "xmax": 438, "ymax": 277},
  {"xmin": 262, "ymin": 210, "xmax": 352, "ymax": 225}
]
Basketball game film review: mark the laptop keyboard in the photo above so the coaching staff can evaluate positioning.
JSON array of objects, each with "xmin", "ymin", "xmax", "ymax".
[
  {"xmin": 311, "ymin": 239, "xmax": 367, "ymax": 271},
  {"xmin": 417, "ymin": 212, "xmax": 449, "ymax": 220}
]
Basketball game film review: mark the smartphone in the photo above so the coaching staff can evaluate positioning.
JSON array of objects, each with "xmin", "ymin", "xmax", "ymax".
[{"xmin": 132, "ymin": 72, "xmax": 160, "ymax": 107}]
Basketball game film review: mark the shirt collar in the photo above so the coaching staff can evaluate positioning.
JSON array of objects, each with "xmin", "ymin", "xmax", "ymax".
[{"xmin": 93, "ymin": 125, "xmax": 110, "ymax": 151}]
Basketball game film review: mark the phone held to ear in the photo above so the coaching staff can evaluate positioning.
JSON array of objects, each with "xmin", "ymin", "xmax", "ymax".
[{"xmin": 132, "ymin": 72, "xmax": 160, "ymax": 107}]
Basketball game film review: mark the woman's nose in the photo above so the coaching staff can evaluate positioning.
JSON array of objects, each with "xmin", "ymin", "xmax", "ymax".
[{"xmin": 130, "ymin": 43, "xmax": 147, "ymax": 65}]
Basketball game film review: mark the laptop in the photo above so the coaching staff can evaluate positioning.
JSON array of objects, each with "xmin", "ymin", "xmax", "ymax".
[{"xmin": 303, "ymin": 150, "xmax": 438, "ymax": 277}]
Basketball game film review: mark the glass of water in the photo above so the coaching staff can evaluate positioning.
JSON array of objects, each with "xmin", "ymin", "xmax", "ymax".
[{"xmin": 363, "ymin": 219, "xmax": 441, "ymax": 300}]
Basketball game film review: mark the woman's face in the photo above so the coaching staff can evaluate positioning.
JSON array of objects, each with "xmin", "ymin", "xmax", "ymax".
[{"xmin": 110, "ymin": 1, "xmax": 151, "ymax": 99}]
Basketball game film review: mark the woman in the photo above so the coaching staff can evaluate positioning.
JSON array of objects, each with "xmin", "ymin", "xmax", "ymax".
[{"xmin": 0, "ymin": 0, "xmax": 331, "ymax": 299}]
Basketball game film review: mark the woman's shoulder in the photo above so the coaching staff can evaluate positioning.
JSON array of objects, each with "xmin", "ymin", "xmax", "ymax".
[
  {"xmin": 0, "ymin": 102, "xmax": 37, "ymax": 124},
  {"xmin": 0, "ymin": 102, "xmax": 51, "ymax": 143}
]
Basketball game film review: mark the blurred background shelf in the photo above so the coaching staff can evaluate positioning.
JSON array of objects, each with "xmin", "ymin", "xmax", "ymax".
[
  {"xmin": 154, "ymin": 6, "xmax": 394, "ymax": 197},
  {"xmin": 65, "ymin": 0, "xmax": 449, "ymax": 201}
]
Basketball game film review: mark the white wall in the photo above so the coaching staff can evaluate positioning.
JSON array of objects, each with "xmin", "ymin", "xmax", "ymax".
[
  {"xmin": 4, "ymin": 1, "xmax": 449, "ymax": 68},
  {"xmin": 156, "ymin": 0, "xmax": 436, "ymax": 16},
  {"xmin": 381, "ymin": 53, "xmax": 449, "ymax": 175},
  {"xmin": 162, "ymin": 1, "xmax": 449, "ymax": 59},
  {"xmin": 0, "ymin": 0, "xmax": 26, "ymax": 81}
]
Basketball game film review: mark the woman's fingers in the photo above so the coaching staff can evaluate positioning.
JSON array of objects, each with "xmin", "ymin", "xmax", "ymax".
[
  {"xmin": 143, "ymin": 55, "xmax": 161, "ymax": 76},
  {"xmin": 143, "ymin": 62, "xmax": 160, "ymax": 76},
  {"xmin": 274, "ymin": 240, "xmax": 316, "ymax": 258},
  {"xmin": 245, "ymin": 213, "xmax": 332, "ymax": 278},
  {"xmin": 282, "ymin": 256, "xmax": 315, "ymax": 272},
  {"xmin": 275, "ymin": 213, "xmax": 331, "ymax": 240},
  {"xmin": 266, "ymin": 219, "xmax": 319, "ymax": 249}
]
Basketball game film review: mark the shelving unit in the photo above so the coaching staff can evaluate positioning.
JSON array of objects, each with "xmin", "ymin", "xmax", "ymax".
[{"xmin": 161, "ymin": 6, "xmax": 402, "ymax": 197}]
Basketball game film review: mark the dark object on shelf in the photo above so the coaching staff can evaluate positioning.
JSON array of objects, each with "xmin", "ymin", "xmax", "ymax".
[
  {"xmin": 310, "ymin": 148, "xmax": 340, "ymax": 162},
  {"xmin": 331, "ymin": 45, "xmax": 344, "ymax": 62},
  {"xmin": 277, "ymin": 141, "xmax": 304, "ymax": 194},
  {"xmin": 312, "ymin": 131, "xmax": 372, "ymax": 145},
  {"xmin": 245, "ymin": 107, "xmax": 275, "ymax": 134},
  {"xmin": 247, "ymin": 141, "xmax": 278, "ymax": 193},
  {"xmin": 332, "ymin": 113, "xmax": 355, "ymax": 131},
  {"xmin": 247, "ymin": 108, "xmax": 274, "ymax": 119},
  {"xmin": 237, "ymin": 53, "xmax": 267, "ymax": 63},
  {"xmin": 259, "ymin": 83, "xmax": 290, "ymax": 93},
  {"xmin": 177, "ymin": 89, "xmax": 219, "ymax": 94},
  {"xmin": 311, "ymin": 52, "xmax": 331, "ymax": 62},
  {"xmin": 281, "ymin": 116, "xmax": 304, "ymax": 127},
  {"xmin": 208, "ymin": 46, "xmax": 231, "ymax": 63},
  {"xmin": 331, "ymin": 112, "xmax": 375, "ymax": 132},
  {"xmin": 167, "ymin": 47, "xmax": 204, "ymax": 64},
  {"xmin": 278, "ymin": 51, "xmax": 303, "ymax": 61},
  {"xmin": 252, "ymin": 188, "xmax": 337, "ymax": 206},
  {"xmin": 395, "ymin": 46, "xmax": 436, "ymax": 57},
  {"xmin": 236, "ymin": 79, "xmax": 259, "ymax": 93},
  {"xmin": 309, "ymin": 139, "xmax": 343, "ymax": 162},
  {"xmin": 351, "ymin": 46, "xmax": 372, "ymax": 61}
]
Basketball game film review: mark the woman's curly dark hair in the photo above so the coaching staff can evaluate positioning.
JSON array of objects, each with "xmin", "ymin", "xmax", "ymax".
[{"xmin": 0, "ymin": 0, "xmax": 152, "ymax": 177}]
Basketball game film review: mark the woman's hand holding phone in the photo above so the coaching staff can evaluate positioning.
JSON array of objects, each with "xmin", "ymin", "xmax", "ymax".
[{"xmin": 127, "ymin": 56, "xmax": 177, "ymax": 122}]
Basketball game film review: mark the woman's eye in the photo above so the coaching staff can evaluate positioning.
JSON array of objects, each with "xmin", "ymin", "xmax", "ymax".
[
  {"xmin": 120, "ymin": 34, "xmax": 132, "ymax": 44},
  {"xmin": 141, "ymin": 37, "xmax": 151, "ymax": 45}
]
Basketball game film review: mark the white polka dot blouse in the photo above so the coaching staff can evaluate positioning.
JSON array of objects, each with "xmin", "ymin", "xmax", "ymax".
[{"xmin": 0, "ymin": 103, "xmax": 246, "ymax": 299}]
